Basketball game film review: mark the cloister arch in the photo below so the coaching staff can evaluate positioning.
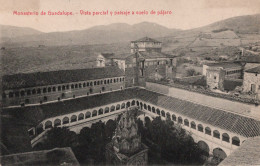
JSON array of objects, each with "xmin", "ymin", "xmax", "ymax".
[
  {"xmin": 152, "ymin": 107, "xmax": 155, "ymax": 113},
  {"xmin": 156, "ymin": 108, "xmax": 160, "ymax": 115},
  {"xmin": 99, "ymin": 108, "xmax": 104, "ymax": 115},
  {"xmin": 172, "ymin": 114, "xmax": 176, "ymax": 121},
  {"xmin": 85, "ymin": 112, "xmax": 91, "ymax": 118},
  {"xmin": 78, "ymin": 113, "xmax": 84, "ymax": 120},
  {"xmin": 92, "ymin": 110, "xmax": 97, "ymax": 117},
  {"xmin": 121, "ymin": 103, "xmax": 125, "ymax": 109},
  {"xmin": 144, "ymin": 104, "xmax": 147, "ymax": 110},
  {"xmin": 232, "ymin": 136, "xmax": 240, "ymax": 146},
  {"xmin": 63, "ymin": 117, "xmax": 69, "ymax": 124},
  {"xmin": 111, "ymin": 105, "xmax": 115, "ymax": 112},
  {"xmin": 132, "ymin": 100, "xmax": 136, "ymax": 106},
  {"xmin": 166, "ymin": 112, "xmax": 171, "ymax": 120},
  {"xmin": 36, "ymin": 124, "xmax": 43, "ymax": 135},
  {"xmin": 184, "ymin": 119, "xmax": 189, "ymax": 126},
  {"xmin": 126, "ymin": 102, "xmax": 130, "ymax": 108},
  {"xmin": 71, "ymin": 115, "xmax": 77, "ymax": 122},
  {"xmin": 161, "ymin": 110, "xmax": 165, "ymax": 117},
  {"xmin": 178, "ymin": 116, "xmax": 183, "ymax": 124},
  {"xmin": 140, "ymin": 102, "xmax": 143, "ymax": 109},
  {"xmin": 45, "ymin": 120, "xmax": 52, "ymax": 129},
  {"xmin": 198, "ymin": 124, "xmax": 204, "ymax": 132},
  {"xmin": 222, "ymin": 133, "xmax": 230, "ymax": 143},
  {"xmin": 198, "ymin": 141, "xmax": 209, "ymax": 157},
  {"xmin": 116, "ymin": 104, "xmax": 120, "ymax": 110},
  {"xmin": 213, "ymin": 130, "xmax": 220, "ymax": 139},
  {"xmin": 136, "ymin": 101, "xmax": 139, "ymax": 106},
  {"xmin": 213, "ymin": 148, "xmax": 227, "ymax": 161},
  {"xmin": 105, "ymin": 107, "xmax": 110, "ymax": 113},
  {"xmin": 54, "ymin": 119, "xmax": 61, "ymax": 127},
  {"xmin": 148, "ymin": 105, "xmax": 151, "ymax": 111},
  {"xmin": 191, "ymin": 121, "xmax": 196, "ymax": 129},
  {"xmin": 205, "ymin": 127, "xmax": 211, "ymax": 135}
]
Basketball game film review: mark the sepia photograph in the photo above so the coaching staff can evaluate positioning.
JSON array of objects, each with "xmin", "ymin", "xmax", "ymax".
[{"xmin": 0, "ymin": 0, "xmax": 260, "ymax": 165}]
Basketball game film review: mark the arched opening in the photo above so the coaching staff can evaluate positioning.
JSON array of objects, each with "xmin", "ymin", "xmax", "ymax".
[
  {"xmin": 63, "ymin": 117, "xmax": 69, "ymax": 124},
  {"xmin": 232, "ymin": 136, "xmax": 240, "ymax": 146},
  {"xmin": 78, "ymin": 113, "xmax": 84, "ymax": 120},
  {"xmin": 131, "ymin": 100, "xmax": 136, "ymax": 106},
  {"xmin": 52, "ymin": 87, "xmax": 56, "ymax": 92},
  {"xmin": 156, "ymin": 108, "xmax": 160, "ymax": 115},
  {"xmin": 126, "ymin": 102, "xmax": 130, "ymax": 108},
  {"xmin": 205, "ymin": 127, "xmax": 211, "ymax": 135},
  {"xmin": 48, "ymin": 87, "xmax": 51, "ymax": 92},
  {"xmin": 20, "ymin": 90, "xmax": 25, "ymax": 96},
  {"xmin": 79, "ymin": 83, "xmax": 82, "ymax": 88},
  {"xmin": 161, "ymin": 110, "xmax": 165, "ymax": 117},
  {"xmin": 58, "ymin": 86, "xmax": 61, "ymax": 91},
  {"xmin": 148, "ymin": 105, "xmax": 151, "ymax": 111},
  {"xmin": 45, "ymin": 120, "xmax": 52, "ymax": 129},
  {"xmin": 178, "ymin": 117, "xmax": 183, "ymax": 124},
  {"xmin": 191, "ymin": 121, "xmax": 196, "ymax": 129},
  {"xmin": 111, "ymin": 105, "xmax": 115, "ymax": 112},
  {"xmin": 36, "ymin": 124, "xmax": 43, "ymax": 135},
  {"xmin": 116, "ymin": 104, "xmax": 120, "ymax": 110},
  {"xmin": 136, "ymin": 101, "xmax": 139, "ymax": 106},
  {"xmin": 62, "ymin": 85, "xmax": 66, "ymax": 90},
  {"xmin": 43, "ymin": 88, "xmax": 47, "ymax": 93},
  {"xmin": 166, "ymin": 112, "xmax": 171, "ymax": 120},
  {"xmin": 121, "ymin": 103, "xmax": 125, "ymax": 109},
  {"xmin": 222, "ymin": 133, "xmax": 230, "ymax": 143},
  {"xmin": 172, "ymin": 114, "xmax": 177, "ymax": 121},
  {"xmin": 140, "ymin": 102, "xmax": 143, "ymax": 109},
  {"xmin": 85, "ymin": 112, "xmax": 91, "ymax": 118},
  {"xmin": 105, "ymin": 107, "xmax": 110, "ymax": 113},
  {"xmin": 144, "ymin": 104, "xmax": 147, "ymax": 110},
  {"xmin": 98, "ymin": 108, "xmax": 103, "ymax": 115},
  {"xmin": 184, "ymin": 119, "xmax": 189, "ymax": 126},
  {"xmin": 92, "ymin": 110, "xmax": 97, "ymax": 117},
  {"xmin": 9, "ymin": 92, "xmax": 14, "ymax": 98},
  {"xmin": 213, "ymin": 148, "xmax": 227, "ymax": 163},
  {"xmin": 198, "ymin": 124, "xmax": 204, "ymax": 132},
  {"xmin": 213, "ymin": 130, "xmax": 220, "ymax": 139},
  {"xmin": 71, "ymin": 115, "xmax": 77, "ymax": 122},
  {"xmin": 27, "ymin": 90, "xmax": 31, "ymax": 96},
  {"xmin": 198, "ymin": 141, "xmax": 209, "ymax": 157},
  {"xmin": 152, "ymin": 107, "xmax": 155, "ymax": 113},
  {"xmin": 54, "ymin": 119, "xmax": 61, "ymax": 127}
]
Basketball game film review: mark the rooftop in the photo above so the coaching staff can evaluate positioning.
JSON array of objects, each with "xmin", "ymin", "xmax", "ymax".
[
  {"xmin": 205, "ymin": 62, "xmax": 242, "ymax": 69},
  {"xmin": 2, "ymin": 66, "xmax": 124, "ymax": 90},
  {"xmin": 131, "ymin": 37, "xmax": 161, "ymax": 43},
  {"xmin": 239, "ymin": 55, "xmax": 260, "ymax": 63},
  {"xmin": 245, "ymin": 66, "xmax": 260, "ymax": 74},
  {"xmin": 138, "ymin": 51, "xmax": 175, "ymax": 59}
]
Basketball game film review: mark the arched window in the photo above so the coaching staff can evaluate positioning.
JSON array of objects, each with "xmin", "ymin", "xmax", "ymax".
[
  {"xmin": 111, "ymin": 105, "xmax": 115, "ymax": 112},
  {"xmin": 75, "ymin": 84, "xmax": 78, "ymax": 88},
  {"xmin": 105, "ymin": 107, "xmax": 110, "ymax": 113},
  {"xmin": 172, "ymin": 114, "xmax": 177, "ymax": 121},
  {"xmin": 92, "ymin": 110, "xmax": 97, "ymax": 117},
  {"xmin": 152, "ymin": 107, "xmax": 155, "ymax": 113},
  {"xmin": 116, "ymin": 104, "xmax": 120, "ymax": 110},
  {"xmin": 198, "ymin": 124, "xmax": 204, "ymax": 132},
  {"xmin": 156, "ymin": 109, "xmax": 160, "ymax": 115},
  {"xmin": 94, "ymin": 81, "xmax": 97, "ymax": 86},
  {"xmin": 83, "ymin": 83, "xmax": 86, "ymax": 87},
  {"xmin": 136, "ymin": 101, "xmax": 139, "ymax": 106},
  {"xmin": 27, "ymin": 90, "xmax": 31, "ymax": 96},
  {"xmin": 132, "ymin": 100, "xmax": 136, "ymax": 106},
  {"xmin": 45, "ymin": 120, "xmax": 52, "ymax": 129},
  {"xmin": 121, "ymin": 103, "xmax": 125, "ymax": 109},
  {"xmin": 98, "ymin": 108, "xmax": 103, "ymax": 115},
  {"xmin": 97, "ymin": 81, "xmax": 100, "ymax": 85},
  {"xmin": 85, "ymin": 112, "xmax": 91, "ymax": 118},
  {"xmin": 144, "ymin": 104, "xmax": 147, "ymax": 110},
  {"xmin": 79, "ymin": 83, "xmax": 82, "ymax": 88},
  {"xmin": 166, "ymin": 112, "xmax": 171, "ymax": 120},
  {"xmin": 205, "ymin": 127, "xmax": 211, "ymax": 135},
  {"xmin": 126, "ymin": 102, "xmax": 130, "ymax": 108},
  {"xmin": 58, "ymin": 86, "xmax": 61, "ymax": 91},
  {"xmin": 20, "ymin": 90, "xmax": 25, "ymax": 96},
  {"xmin": 15, "ymin": 91, "xmax": 19, "ymax": 97},
  {"xmin": 43, "ymin": 88, "xmax": 47, "ymax": 93},
  {"xmin": 191, "ymin": 121, "xmax": 196, "ymax": 129},
  {"xmin": 62, "ymin": 85, "xmax": 66, "ymax": 90},
  {"xmin": 222, "ymin": 133, "xmax": 230, "ymax": 143},
  {"xmin": 161, "ymin": 110, "xmax": 165, "ymax": 117},
  {"xmin": 110, "ymin": 79, "xmax": 113, "ymax": 83},
  {"xmin": 148, "ymin": 105, "xmax": 151, "ymax": 111},
  {"xmin": 232, "ymin": 136, "xmax": 240, "ymax": 146},
  {"xmin": 87, "ymin": 82, "xmax": 90, "ymax": 86},
  {"xmin": 213, "ymin": 148, "xmax": 227, "ymax": 161},
  {"xmin": 213, "ymin": 130, "xmax": 220, "ymax": 139},
  {"xmin": 71, "ymin": 84, "xmax": 74, "ymax": 89},
  {"xmin": 48, "ymin": 87, "xmax": 51, "ymax": 92},
  {"xmin": 104, "ymin": 80, "xmax": 107, "ymax": 84},
  {"xmin": 178, "ymin": 117, "xmax": 183, "ymax": 124},
  {"xmin": 184, "ymin": 119, "xmax": 189, "ymax": 126},
  {"xmin": 63, "ymin": 117, "xmax": 69, "ymax": 124},
  {"xmin": 54, "ymin": 119, "xmax": 61, "ymax": 127},
  {"xmin": 78, "ymin": 113, "xmax": 84, "ymax": 120},
  {"xmin": 52, "ymin": 87, "xmax": 56, "ymax": 92},
  {"xmin": 71, "ymin": 115, "xmax": 77, "ymax": 122}
]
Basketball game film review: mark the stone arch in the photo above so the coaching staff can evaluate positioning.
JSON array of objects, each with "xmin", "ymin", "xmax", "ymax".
[
  {"xmin": 156, "ymin": 108, "xmax": 160, "ymax": 115},
  {"xmin": 121, "ymin": 103, "xmax": 125, "ymax": 109},
  {"xmin": 232, "ymin": 136, "xmax": 240, "ymax": 146},
  {"xmin": 222, "ymin": 133, "xmax": 230, "ymax": 143},
  {"xmin": 78, "ymin": 113, "xmax": 84, "ymax": 120},
  {"xmin": 54, "ymin": 119, "xmax": 61, "ymax": 127},
  {"xmin": 111, "ymin": 105, "xmax": 115, "ymax": 112},
  {"xmin": 85, "ymin": 111, "xmax": 91, "ymax": 118},
  {"xmin": 166, "ymin": 112, "xmax": 171, "ymax": 120},
  {"xmin": 92, "ymin": 110, "xmax": 97, "ymax": 117},
  {"xmin": 205, "ymin": 127, "xmax": 211, "ymax": 135},
  {"xmin": 178, "ymin": 116, "xmax": 183, "ymax": 124},
  {"xmin": 48, "ymin": 87, "xmax": 52, "ymax": 92},
  {"xmin": 63, "ymin": 117, "xmax": 69, "ymax": 124},
  {"xmin": 36, "ymin": 123, "xmax": 43, "ymax": 135},
  {"xmin": 213, "ymin": 148, "xmax": 227, "ymax": 162},
  {"xmin": 98, "ymin": 108, "xmax": 104, "ymax": 115},
  {"xmin": 191, "ymin": 121, "xmax": 196, "ymax": 129},
  {"xmin": 116, "ymin": 104, "xmax": 120, "ymax": 110},
  {"xmin": 152, "ymin": 107, "xmax": 155, "ymax": 113},
  {"xmin": 161, "ymin": 110, "xmax": 165, "ymax": 117},
  {"xmin": 148, "ymin": 105, "xmax": 151, "ymax": 111},
  {"xmin": 184, "ymin": 119, "xmax": 189, "ymax": 126},
  {"xmin": 136, "ymin": 101, "xmax": 139, "ymax": 106},
  {"xmin": 126, "ymin": 102, "xmax": 131, "ymax": 108},
  {"xmin": 140, "ymin": 102, "xmax": 143, "ymax": 108},
  {"xmin": 105, "ymin": 107, "xmax": 110, "ymax": 113},
  {"xmin": 71, "ymin": 115, "xmax": 77, "ymax": 122},
  {"xmin": 144, "ymin": 104, "xmax": 147, "ymax": 110},
  {"xmin": 172, "ymin": 114, "xmax": 177, "ymax": 121},
  {"xmin": 198, "ymin": 124, "xmax": 204, "ymax": 132},
  {"xmin": 198, "ymin": 141, "xmax": 210, "ymax": 157},
  {"xmin": 45, "ymin": 120, "xmax": 52, "ymax": 129},
  {"xmin": 213, "ymin": 130, "xmax": 220, "ymax": 139},
  {"xmin": 62, "ymin": 85, "xmax": 66, "ymax": 90},
  {"xmin": 131, "ymin": 100, "xmax": 136, "ymax": 106},
  {"xmin": 20, "ymin": 90, "xmax": 25, "ymax": 96}
]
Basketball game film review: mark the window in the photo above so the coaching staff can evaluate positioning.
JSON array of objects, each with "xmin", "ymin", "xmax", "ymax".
[{"xmin": 214, "ymin": 76, "xmax": 217, "ymax": 80}]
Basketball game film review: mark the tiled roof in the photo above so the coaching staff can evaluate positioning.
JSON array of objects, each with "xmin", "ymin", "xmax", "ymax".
[
  {"xmin": 132, "ymin": 37, "xmax": 161, "ymax": 43},
  {"xmin": 138, "ymin": 51, "xmax": 175, "ymax": 59},
  {"xmin": 3, "ymin": 88, "xmax": 260, "ymax": 138},
  {"xmin": 2, "ymin": 66, "xmax": 124, "ymax": 90},
  {"xmin": 205, "ymin": 62, "xmax": 242, "ymax": 69},
  {"xmin": 245, "ymin": 66, "xmax": 260, "ymax": 74},
  {"xmin": 134, "ymin": 89, "xmax": 260, "ymax": 138},
  {"xmin": 219, "ymin": 136, "xmax": 260, "ymax": 166}
]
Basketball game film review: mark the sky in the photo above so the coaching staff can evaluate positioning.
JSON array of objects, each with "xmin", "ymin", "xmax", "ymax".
[{"xmin": 0, "ymin": 0, "xmax": 260, "ymax": 32}]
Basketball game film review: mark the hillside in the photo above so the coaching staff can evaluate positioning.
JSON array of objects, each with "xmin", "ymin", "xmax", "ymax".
[{"xmin": 0, "ymin": 25, "xmax": 43, "ymax": 39}]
